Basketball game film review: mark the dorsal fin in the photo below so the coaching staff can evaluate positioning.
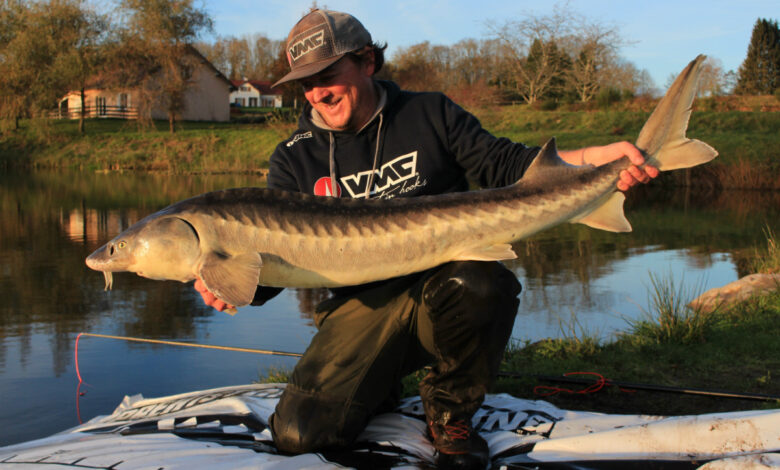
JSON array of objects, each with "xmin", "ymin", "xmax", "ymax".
[{"xmin": 520, "ymin": 137, "xmax": 586, "ymax": 185}]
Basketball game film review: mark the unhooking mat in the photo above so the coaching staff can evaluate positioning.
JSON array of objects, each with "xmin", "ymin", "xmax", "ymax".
[{"xmin": 1, "ymin": 383, "xmax": 778, "ymax": 469}]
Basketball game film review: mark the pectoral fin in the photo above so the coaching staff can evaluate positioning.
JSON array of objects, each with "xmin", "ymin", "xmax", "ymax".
[
  {"xmin": 454, "ymin": 243, "xmax": 517, "ymax": 261},
  {"xmin": 574, "ymin": 192, "xmax": 632, "ymax": 232},
  {"xmin": 198, "ymin": 251, "xmax": 262, "ymax": 307}
]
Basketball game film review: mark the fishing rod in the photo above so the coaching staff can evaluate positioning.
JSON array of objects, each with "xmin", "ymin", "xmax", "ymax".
[
  {"xmin": 73, "ymin": 332, "xmax": 304, "ymax": 424},
  {"xmin": 75, "ymin": 333, "xmax": 779, "ymax": 403},
  {"xmin": 497, "ymin": 371, "xmax": 780, "ymax": 402},
  {"xmin": 75, "ymin": 332, "xmax": 304, "ymax": 357}
]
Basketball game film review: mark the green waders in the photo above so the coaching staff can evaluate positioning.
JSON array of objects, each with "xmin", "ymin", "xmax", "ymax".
[{"xmin": 269, "ymin": 261, "xmax": 521, "ymax": 453}]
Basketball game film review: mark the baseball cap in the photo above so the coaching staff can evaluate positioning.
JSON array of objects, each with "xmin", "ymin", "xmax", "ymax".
[{"xmin": 272, "ymin": 10, "xmax": 372, "ymax": 88}]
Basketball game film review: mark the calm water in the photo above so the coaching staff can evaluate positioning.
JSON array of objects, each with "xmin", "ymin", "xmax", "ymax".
[{"xmin": 1, "ymin": 170, "xmax": 778, "ymax": 447}]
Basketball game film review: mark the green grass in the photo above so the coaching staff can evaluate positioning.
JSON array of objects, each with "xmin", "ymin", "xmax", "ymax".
[
  {"xmin": 0, "ymin": 117, "xmax": 295, "ymax": 172},
  {"xmin": 750, "ymin": 226, "xmax": 780, "ymax": 274},
  {"xmin": 2, "ymin": 106, "xmax": 779, "ymax": 188}
]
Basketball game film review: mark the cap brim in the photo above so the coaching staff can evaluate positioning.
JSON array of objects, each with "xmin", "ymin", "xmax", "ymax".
[{"xmin": 272, "ymin": 54, "xmax": 345, "ymax": 88}]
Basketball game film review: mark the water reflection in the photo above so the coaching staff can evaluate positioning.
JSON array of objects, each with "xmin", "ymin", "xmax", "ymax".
[{"xmin": 0, "ymin": 169, "xmax": 778, "ymax": 446}]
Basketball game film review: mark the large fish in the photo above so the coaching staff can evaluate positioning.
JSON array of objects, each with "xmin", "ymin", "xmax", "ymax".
[{"xmin": 86, "ymin": 56, "xmax": 717, "ymax": 308}]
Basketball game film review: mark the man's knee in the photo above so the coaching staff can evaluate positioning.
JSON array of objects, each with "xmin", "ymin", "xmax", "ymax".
[
  {"xmin": 270, "ymin": 386, "xmax": 368, "ymax": 454},
  {"xmin": 422, "ymin": 261, "xmax": 521, "ymax": 317}
]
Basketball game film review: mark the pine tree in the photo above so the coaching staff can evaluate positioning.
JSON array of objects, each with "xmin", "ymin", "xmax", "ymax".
[{"xmin": 735, "ymin": 18, "xmax": 780, "ymax": 95}]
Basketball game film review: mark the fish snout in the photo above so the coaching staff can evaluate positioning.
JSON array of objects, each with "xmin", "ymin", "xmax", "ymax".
[{"xmin": 85, "ymin": 243, "xmax": 120, "ymax": 271}]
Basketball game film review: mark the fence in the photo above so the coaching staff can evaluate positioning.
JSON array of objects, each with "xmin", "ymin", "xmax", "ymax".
[{"xmin": 51, "ymin": 105, "xmax": 139, "ymax": 120}]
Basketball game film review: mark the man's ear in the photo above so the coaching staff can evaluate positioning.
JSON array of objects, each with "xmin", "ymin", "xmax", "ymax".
[{"xmin": 360, "ymin": 46, "xmax": 376, "ymax": 77}]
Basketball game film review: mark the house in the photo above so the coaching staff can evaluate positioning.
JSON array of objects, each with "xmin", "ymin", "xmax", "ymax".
[
  {"xmin": 230, "ymin": 80, "xmax": 283, "ymax": 108},
  {"xmin": 59, "ymin": 46, "xmax": 235, "ymax": 122}
]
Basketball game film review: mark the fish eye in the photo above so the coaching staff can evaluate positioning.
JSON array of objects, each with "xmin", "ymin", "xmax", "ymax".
[{"xmin": 117, "ymin": 241, "xmax": 127, "ymax": 249}]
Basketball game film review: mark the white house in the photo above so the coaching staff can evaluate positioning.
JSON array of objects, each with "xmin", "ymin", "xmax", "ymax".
[{"xmin": 230, "ymin": 80, "xmax": 283, "ymax": 108}]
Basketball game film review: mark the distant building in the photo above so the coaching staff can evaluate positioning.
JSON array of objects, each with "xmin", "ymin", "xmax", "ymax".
[
  {"xmin": 58, "ymin": 46, "xmax": 235, "ymax": 122},
  {"xmin": 230, "ymin": 80, "xmax": 283, "ymax": 108}
]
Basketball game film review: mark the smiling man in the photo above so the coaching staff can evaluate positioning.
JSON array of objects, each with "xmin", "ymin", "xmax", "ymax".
[{"xmin": 198, "ymin": 9, "xmax": 657, "ymax": 470}]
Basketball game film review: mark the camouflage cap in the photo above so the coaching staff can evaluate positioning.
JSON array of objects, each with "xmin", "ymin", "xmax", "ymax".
[{"xmin": 272, "ymin": 10, "xmax": 372, "ymax": 88}]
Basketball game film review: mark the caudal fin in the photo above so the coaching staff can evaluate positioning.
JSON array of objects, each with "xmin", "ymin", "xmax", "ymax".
[{"xmin": 636, "ymin": 55, "xmax": 718, "ymax": 171}]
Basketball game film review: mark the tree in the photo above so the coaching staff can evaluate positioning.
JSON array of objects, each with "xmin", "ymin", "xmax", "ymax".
[
  {"xmin": 52, "ymin": 1, "xmax": 108, "ymax": 134},
  {"xmin": 268, "ymin": 44, "xmax": 303, "ymax": 108},
  {"xmin": 486, "ymin": 3, "xmax": 631, "ymax": 105},
  {"xmin": 0, "ymin": 0, "xmax": 105, "ymax": 131},
  {"xmin": 698, "ymin": 57, "xmax": 726, "ymax": 97},
  {"xmin": 198, "ymin": 33, "xmax": 283, "ymax": 81},
  {"xmin": 116, "ymin": 0, "xmax": 213, "ymax": 132},
  {"xmin": 0, "ymin": 0, "xmax": 27, "ymax": 129},
  {"xmin": 488, "ymin": 5, "xmax": 576, "ymax": 104},
  {"xmin": 391, "ymin": 41, "xmax": 449, "ymax": 92},
  {"xmin": 600, "ymin": 59, "xmax": 655, "ymax": 98},
  {"xmin": 566, "ymin": 18, "xmax": 625, "ymax": 103},
  {"xmin": 735, "ymin": 18, "xmax": 780, "ymax": 95}
]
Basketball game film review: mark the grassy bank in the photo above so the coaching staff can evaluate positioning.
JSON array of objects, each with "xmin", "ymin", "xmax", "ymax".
[
  {"xmin": 494, "ymin": 288, "xmax": 780, "ymax": 416},
  {"xmin": 2, "ymin": 104, "xmax": 779, "ymax": 188}
]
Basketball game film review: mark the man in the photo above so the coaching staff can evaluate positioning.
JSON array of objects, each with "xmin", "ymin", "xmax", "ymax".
[{"xmin": 197, "ymin": 9, "xmax": 657, "ymax": 469}]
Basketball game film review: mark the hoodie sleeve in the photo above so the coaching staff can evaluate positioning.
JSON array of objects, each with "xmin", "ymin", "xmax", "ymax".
[{"xmin": 442, "ymin": 95, "xmax": 540, "ymax": 188}]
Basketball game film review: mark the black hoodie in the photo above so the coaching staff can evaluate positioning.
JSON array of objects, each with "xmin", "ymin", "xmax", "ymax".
[
  {"xmin": 257, "ymin": 81, "xmax": 539, "ymax": 301},
  {"xmin": 268, "ymin": 81, "xmax": 540, "ymax": 198}
]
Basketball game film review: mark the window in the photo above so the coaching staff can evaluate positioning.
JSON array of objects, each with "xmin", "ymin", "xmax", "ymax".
[{"xmin": 118, "ymin": 93, "xmax": 129, "ymax": 109}]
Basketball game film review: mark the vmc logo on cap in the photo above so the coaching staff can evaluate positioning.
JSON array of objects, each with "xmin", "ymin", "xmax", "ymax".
[{"xmin": 288, "ymin": 28, "xmax": 326, "ymax": 63}]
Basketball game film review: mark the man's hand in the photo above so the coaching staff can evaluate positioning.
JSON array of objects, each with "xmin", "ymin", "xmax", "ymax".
[
  {"xmin": 561, "ymin": 141, "xmax": 660, "ymax": 191},
  {"xmin": 194, "ymin": 278, "xmax": 235, "ymax": 312}
]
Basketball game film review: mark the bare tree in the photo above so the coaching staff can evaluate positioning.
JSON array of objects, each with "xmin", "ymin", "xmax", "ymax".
[
  {"xmin": 486, "ymin": 2, "xmax": 639, "ymax": 104},
  {"xmin": 251, "ymin": 34, "xmax": 283, "ymax": 81},
  {"xmin": 391, "ymin": 41, "xmax": 448, "ymax": 92},
  {"xmin": 601, "ymin": 58, "xmax": 655, "ymax": 98},
  {"xmin": 662, "ymin": 57, "xmax": 725, "ymax": 97},
  {"xmin": 566, "ymin": 18, "xmax": 625, "ymax": 103},
  {"xmin": 698, "ymin": 57, "xmax": 726, "ymax": 97},
  {"xmin": 486, "ymin": 3, "xmax": 576, "ymax": 104},
  {"xmin": 199, "ymin": 33, "xmax": 283, "ymax": 81}
]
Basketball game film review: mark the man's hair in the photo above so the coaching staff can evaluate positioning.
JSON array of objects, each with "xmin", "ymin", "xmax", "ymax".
[{"xmin": 347, "ymin": 42, "xmax": 388, "ymax": 75}]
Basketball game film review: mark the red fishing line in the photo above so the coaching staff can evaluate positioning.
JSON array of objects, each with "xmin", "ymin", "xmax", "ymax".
[
  {"xmin": 74, "ymin": 333, "xmax": 91, "ymax": 424},
  {"xmin": 534, "ymin": 371, "xmax": 609, "ymax": 397}
]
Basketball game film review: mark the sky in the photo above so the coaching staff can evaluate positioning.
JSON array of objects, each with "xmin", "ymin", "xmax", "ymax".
[{"xmin": 201, "ymin": 0, "xmax": 777, "ymax": 91}]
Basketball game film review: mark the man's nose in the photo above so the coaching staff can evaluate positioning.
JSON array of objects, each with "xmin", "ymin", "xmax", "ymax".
[{"xmin": 309, "ymin": 86, "xmax": 332, "ymax": 103}]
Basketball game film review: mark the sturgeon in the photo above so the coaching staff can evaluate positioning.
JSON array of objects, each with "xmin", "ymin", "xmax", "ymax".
[{"xmin": 86, "ymin": 56, "xmax": 717, "ymax": 308}]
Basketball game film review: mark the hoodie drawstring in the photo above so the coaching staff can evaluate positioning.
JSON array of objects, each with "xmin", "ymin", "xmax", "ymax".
[
  {"xmin": 326, "ymin": 112, "xmax": 385, "ymax": 200},
  {"xmin": 363, "ymin": 113, "xmax": 384, "ymax": 199},
  {"xmin": 328, "ymin": 132, "xmax": 337, "ymax": 197}
]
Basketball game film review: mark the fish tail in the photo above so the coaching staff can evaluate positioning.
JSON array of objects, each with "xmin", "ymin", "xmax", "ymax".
[{"xmin": 636, "ymin": 55, "xmax": 718, "ymax": 172}]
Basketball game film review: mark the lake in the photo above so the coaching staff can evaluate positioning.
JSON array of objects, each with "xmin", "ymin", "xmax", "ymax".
[{"xmin": 1, "ymin": 169, "xmax": 778, "ymax": 447}]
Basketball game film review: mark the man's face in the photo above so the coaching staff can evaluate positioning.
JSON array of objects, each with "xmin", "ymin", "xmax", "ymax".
[{"xmin": 300, "ymin": 54, "xmax": 376, "ymax": 131}]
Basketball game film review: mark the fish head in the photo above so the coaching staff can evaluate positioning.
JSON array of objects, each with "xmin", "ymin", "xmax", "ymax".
[{"xmin": 86, "ymin": 216, "xmax": 201, "ymax": 286}]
